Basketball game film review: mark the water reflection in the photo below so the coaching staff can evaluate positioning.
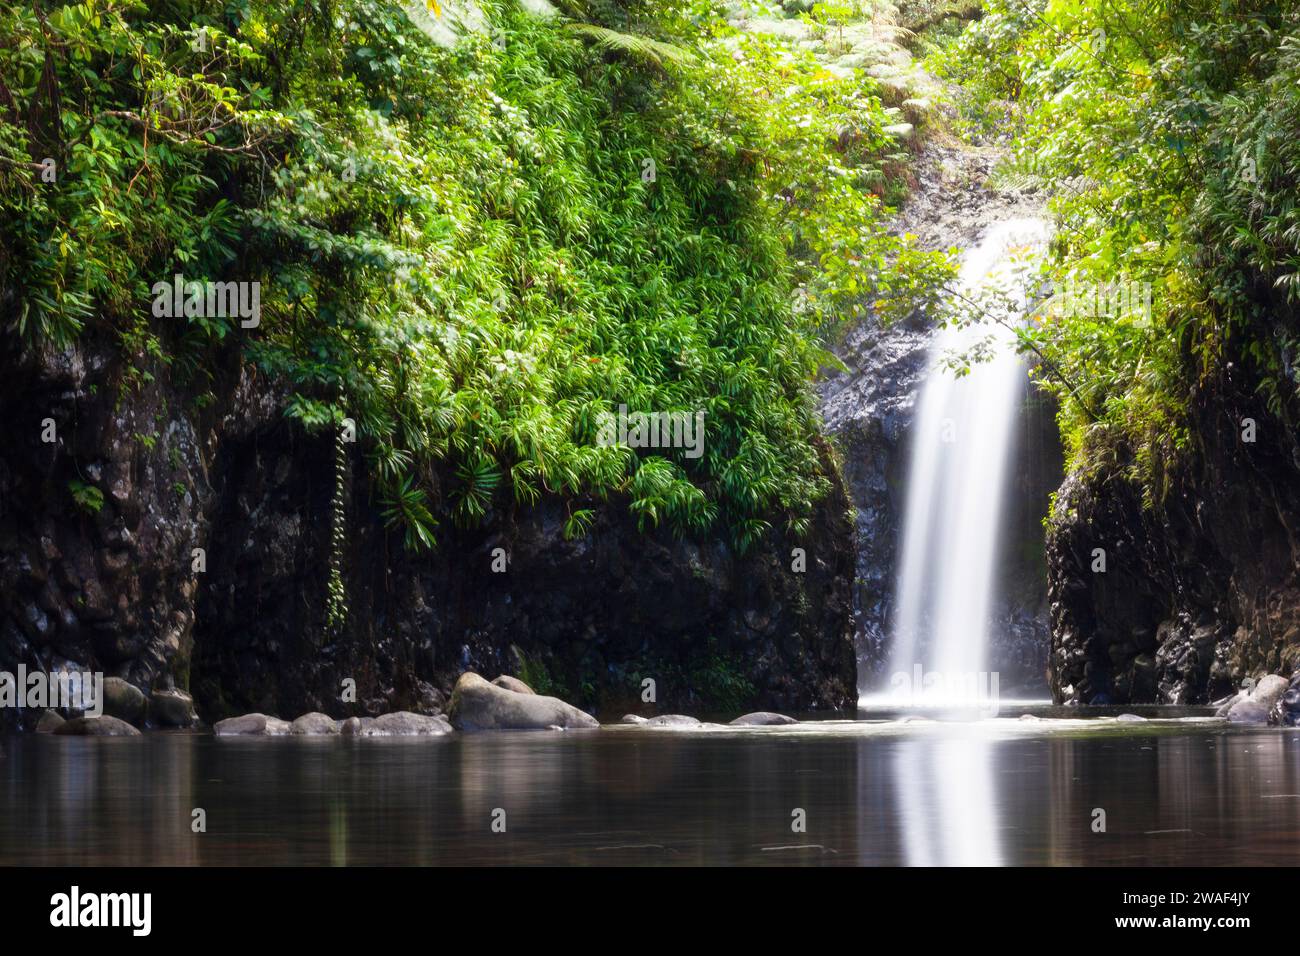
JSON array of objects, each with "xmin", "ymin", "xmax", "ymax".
[
  {"xmin": 895, "ymin": 734, "xmax": 1002, "ymax": 865},
  {"xmin": 2, "ymin": 723, "xmax": 1300, "ymax": 865}
]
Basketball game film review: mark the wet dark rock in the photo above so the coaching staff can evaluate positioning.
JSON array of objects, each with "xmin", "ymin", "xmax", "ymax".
[
  {"xmin": 213, "ymin": 713, "xmax": 291, "ymax": 736},
  {"xmin": 730, "ymin": 711, "xmax": 797, "ymax": 725},
  {"xmin": 290, "ymin": 712, "xmax": 339, "ymax": 735},
  {"xmin": 0, "ymin": 335, "xmax": 854, "ymax": 728},
  {"xmin": 449, "ymin": 673, "xmax": 596, "ymax": 731},
  {"xmin": 101, "ymin": 677, "xmax": 147, "ymax": 725},
  {"xmin": 54, "ymin": 715, "xmax": 141, "ymax": 737},
  {"xmin": 35, "ymin": 709, "xmax": 65, "ymax": 733},
  {"xmin": 1269, "ymin": 675, "xmax": 1300, "ymax": 726},
  {"xmin": 149, "ymin": 689, "xmax": 198, "ymax": 727},
  {"xmin": 1047, "ymin": 366, "xmax": 1300, "ymax": 704},
  {"xmin": 492, "ymin": 675, "xmax": 534, "ymax": 695}
]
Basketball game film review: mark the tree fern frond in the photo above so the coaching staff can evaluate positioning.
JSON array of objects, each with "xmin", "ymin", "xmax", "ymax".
[{"xmin": 563, "ymin": 23, "xmax": 695, "ymax": 69}]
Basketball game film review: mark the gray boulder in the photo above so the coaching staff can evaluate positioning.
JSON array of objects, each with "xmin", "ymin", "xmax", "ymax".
[
  {"xmin": 340, "ymin": 712, "xmax": 451, "ymax": 736},
  {"xmin": 101, "ymin": 677, "xmax": 147, "ymax": 724},
  {"xmin": 644, "ymin": 715, "xmax": 702, "ymax": 727},
  {"xmin": 290, "ymin": 712, "xmax": 340, "ymax": 735},
  {"xmin": 54, "ymin": 715, "xmax": 142, "ymax": 737},
  {"xmin": 1227, "ymin": 675, "xmax": 1291, "ymax": 725},
  {"xmin": 448, "ymin": 672, "xmax": 598, "ymax": 731},
  {"xmin": 150, "ymin": 689, "xmax": 198, "ymax": 728},
  {"xmin": 35, "ymin": 709, "xmax": 66, "ymax": 733},
  {"xmin": 730, "ymin": 712, "xmax": 797, "ymax": 726},
  {"xmin": 213, "ymin": 713, "xmax": 292, "ymax": 736},
  {"xmin": 492, "ymin": 675, "xmax": 535, "ymax": 695},
  {"xmin": 620, "ymin": 714, "xmax": 649, "ymax": 725},
  {"xmin": 1115, "ymin": 713, "xmax": 1147, "ymax": 723}
]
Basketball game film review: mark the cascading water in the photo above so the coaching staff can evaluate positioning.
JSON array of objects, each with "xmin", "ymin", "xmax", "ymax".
[{"xmin": 874, "ymin": 217, "xmax": 1049, "ymax": 711}]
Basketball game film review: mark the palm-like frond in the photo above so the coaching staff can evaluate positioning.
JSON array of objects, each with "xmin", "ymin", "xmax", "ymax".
[{"xmin": 563, "ymin": 23, "xmax": 695, "ymax": 69}]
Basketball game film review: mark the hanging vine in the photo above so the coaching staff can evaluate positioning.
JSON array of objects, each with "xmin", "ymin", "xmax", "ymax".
[{"xmin": 326, "ymin": 418, "xmax": 351, "ymax": 633}]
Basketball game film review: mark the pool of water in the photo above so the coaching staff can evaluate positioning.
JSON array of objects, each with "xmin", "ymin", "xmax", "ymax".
[{"xmin": 3, "ymin": 713, "xmax": 1299, "ymax": 865}]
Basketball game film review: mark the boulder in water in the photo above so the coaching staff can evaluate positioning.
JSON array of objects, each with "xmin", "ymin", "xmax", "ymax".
[
  {"xmin": 1115, "ymin": 713, "xmax": 1147, "ymax": 723},
  {"xmin": 643, "ymin": 715, "xmax": 702, "ymax": 728},
  {"xmin": 290, "ymin": 712, "xmax": 339, "ymax": 735},
  {"xmin": 54, "ymin": 715, "xmax": 141, "ymax": 737},
  {"xmin": 214, "ymin": 713, "xmax": 292, "ymax": 736},
  {"xmin": 730, "ymin": 712, "xmax": 797, "ymax": 726},
  {"xmin": 150, "ymin": 689, "xmax": 198, "ymax": 727},
  {"xmin": 619, "ymin": 714, "xmax": 649, "ymax": 725},
  {"xmin": 492, "ymin": 675, "xmax": 535, "ymax": 695},
  {"xmin": 101, "ymin": 677, "xmax": 147, "ymax": 724},
  {"xmin": 1270, "ymin": 675, "xmax": 1300, "ymax": 726},
  {"xmin": 1226, "ymin": 675, "xmax": 1290, "ymax": 725},
  {"xmin": 448, "ymin": 672, "xmax": 597, "ymax": 731},
  {"xmin": 36, "ymin": 709, "xmax": 66, "ymax": 733}
]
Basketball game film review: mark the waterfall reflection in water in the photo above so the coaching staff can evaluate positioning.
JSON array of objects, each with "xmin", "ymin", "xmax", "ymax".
[{"xmin": 2, "ymin": 721, "xmax": 1300, "ymax": 866}]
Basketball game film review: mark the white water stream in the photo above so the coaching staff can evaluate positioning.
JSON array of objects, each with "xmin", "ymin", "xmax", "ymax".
[{"xmin": 871, "ymin": 217, "xmax": 1049, "ymax": 711}]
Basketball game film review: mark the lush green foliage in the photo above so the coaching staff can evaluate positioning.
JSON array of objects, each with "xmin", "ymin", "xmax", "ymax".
[
  {"xmin": 1, "ymin": 0, "xmax": 947, "ymax": 550},
  {"xmin": 934, "ymin": 1, "xmax": 1300, "ymax": 496}
]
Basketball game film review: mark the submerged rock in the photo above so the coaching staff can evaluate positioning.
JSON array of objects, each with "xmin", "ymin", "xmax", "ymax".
[
  {"xmin": 54, "ymin": 715, "xmax": 141, "ymax": 737},
  {"xmin": 101, "ymin": 677, "xmax": 147, "ymax": 725},
  {"xmin": 214, "ymin": 713, "xmax": 292, "ymax": 736},
  {"xmin": 35, "ymin": 709, "xmax": 66, "ymax": 733},
  {"xmin": 150, "ymin": 689, "xmax": 198, "ymax": 728},
  {"xmin": 448, "ymin": 672, "xmax": 597, "ymax": 731},
  {"xmin": 290, "ymin": 712, "xmax": 339, "ymax": 735},
  {"xmin": 730, "ymin": 712, "xmax": 797, "ymax": 726},
  {"xmin": 492, "ymin": 675, "xmax": 535, "ymax": 695}
]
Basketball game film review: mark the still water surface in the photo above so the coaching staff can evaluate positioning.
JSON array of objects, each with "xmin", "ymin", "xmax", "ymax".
[{"xmin": 3, "ymin": 712, "xmax": 1299, "ymax": 865}]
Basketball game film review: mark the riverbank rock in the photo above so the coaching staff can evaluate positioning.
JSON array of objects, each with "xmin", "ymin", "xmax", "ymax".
[
  {"xmin": 1270, "ymin": 674, "xmax": 1300, "ymax": 726},
  {"xmin": 730, "ymin": 712, "xmax": 797, "ymax": 726},
  {"xmin": 214, "ymin": 713, "xmax": 292, "ymax": 736},
  {"xmin": 150, "ymin": 689, "xmax": 198, "ymax": 728},
  {"xmin": 1223, "ymin": 675, "xmax": 1290, "ymax": 725},
  {"xmin": 36, "ymin": 710, "xmax": 66, "ymax": 733},
  {"xmin": 54, "ymin": 715, "xmax": 142, "ymax": 737},
  {"xmin": 620, "ymin": 714, "xmax": 648, "ymax": 725},
  {"xmin": 492, "ymin": 675, "xmax": 535, "ymax": 695},
  {"xmin": 1115, "ymin": 713, "xmax": 1147, "ymax": 723},
  {"xmin": 339, "ymin": 712, "xmax": 452, "ymax": 736},
  {"xmin": 448, "ymin": 672, "xmax": 598, "ymax": 731},
  {"xmin": 290, "ymin": 712, "xmax": 339, "ymax": 735},
  {"xmin": 101, "ymin": 678, "xmax": 147, "ymax": 725}
]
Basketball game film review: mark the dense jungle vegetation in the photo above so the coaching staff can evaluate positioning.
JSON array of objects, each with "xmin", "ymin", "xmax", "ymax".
[
  {"xmin": 0, "ymin": 0, "xmax": 951, "ymax": 553},
  {"xmin": 935, "ymin": 0, "xmax": 1300, "ymax": 496}
]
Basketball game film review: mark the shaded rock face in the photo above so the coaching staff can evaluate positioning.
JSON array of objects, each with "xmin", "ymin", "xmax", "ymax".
[
  {"xmin": 1046, "ymin": 375, "xmax": 1300, "ymax": 705},
  {"xmin": 0, "ymin": 334, "xmax": 856, "ymax": 730}
]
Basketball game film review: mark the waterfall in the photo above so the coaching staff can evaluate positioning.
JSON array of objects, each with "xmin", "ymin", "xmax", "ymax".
[{"xmin": 875, "ymin": 218, "xmax": 1048, "ymax": 711}]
